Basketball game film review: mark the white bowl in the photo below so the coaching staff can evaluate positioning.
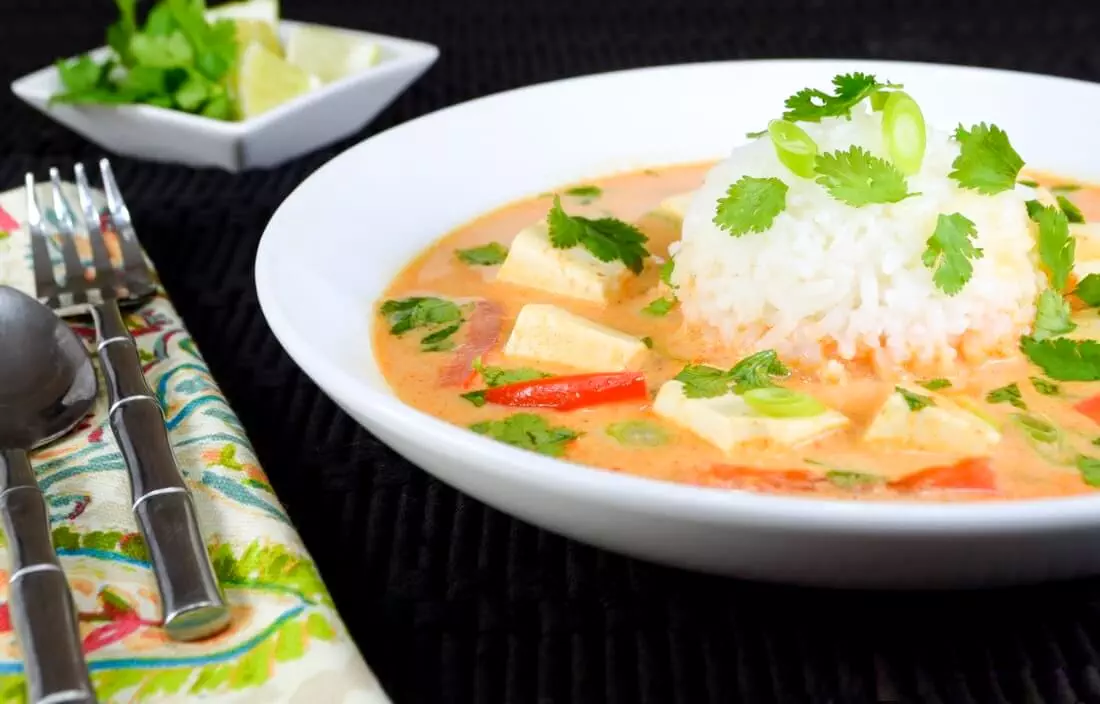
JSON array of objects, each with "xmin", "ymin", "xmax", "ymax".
[
  {"xmin": 256, "ymin": 59, "xmax": 1100, "ymax": 588},
  {"xmin": 10, "ymin": 21, "xmax": 438, "ymax": 172}
]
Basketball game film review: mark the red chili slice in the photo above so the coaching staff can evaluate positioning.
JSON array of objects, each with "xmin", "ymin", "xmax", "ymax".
[
  {"xmin": 480, "ymin": 371, "xmax": 648, "ymax": 411},
  {"xmin": 890, "ymin": 457, "xmax": 996, "ymax": 492},
  {"xmin": 1074, "ymin": 394, "xmax": 1100, "ymax": 425}
]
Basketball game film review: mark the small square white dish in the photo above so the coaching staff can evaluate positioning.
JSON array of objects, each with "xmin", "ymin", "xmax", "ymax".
[{"xmin": 10, "ymin": 21, "xmax": 439, "ymax": 172}]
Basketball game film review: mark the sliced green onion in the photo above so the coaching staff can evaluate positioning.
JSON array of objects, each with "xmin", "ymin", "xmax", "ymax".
[
  {"xmin": 606, "ymin": 420, "xmax": 669, "ymax": 447},
  {"xmin": 767, "ymin": 119, "xmax": 818, "ymax": 178},
  {"xmin": 870, "ymin": 90, "xmax": 892, "ymax": 112},
  {"xmin": 882, "ymin": 91, "xmax": 926, "ymax": 175},
  {"xmin": 1010, "ymin": 413, "xmax": 1076, "ymax": 465},
  {"xmin": 743, "ymin": 387, "xmax": 826, "ymax": 418}
]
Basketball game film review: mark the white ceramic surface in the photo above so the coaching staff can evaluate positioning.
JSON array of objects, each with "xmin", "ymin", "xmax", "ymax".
[
  {"xmin": 10, "ymin": 22, "xmax": 438, "ymax": 172},
  {"xmin": 256, "ymin": 60, "xmax": 1100, "ymax": 588}
]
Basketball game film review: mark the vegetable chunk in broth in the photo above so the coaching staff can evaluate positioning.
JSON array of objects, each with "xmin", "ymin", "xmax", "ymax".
[{"xmin": 373, "ymin": 73, "xmax": 1100, "ymax": 502}]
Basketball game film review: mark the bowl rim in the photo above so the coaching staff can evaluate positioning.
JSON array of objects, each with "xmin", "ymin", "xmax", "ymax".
[
  {"xmin": 256, "ymin": 57, "xmax": 1100, "ymax": 534},
  {"xmin": 9, "ymin": 19, "xmax": 440, "ymax": 134}
]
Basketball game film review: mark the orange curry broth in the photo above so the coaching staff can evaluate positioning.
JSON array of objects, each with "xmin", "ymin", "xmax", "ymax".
[{"xmin": 373, "ymin": 164, "xmax": 1100, "ymax": 502}]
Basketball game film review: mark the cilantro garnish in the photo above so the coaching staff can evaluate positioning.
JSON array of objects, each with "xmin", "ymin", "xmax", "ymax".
[
  {"xmin": 469, "ymin": 414, "xmax": 581, "ymax": 457},
  {"xmin": 642, "ymin": 297, "xmax": 676, "ymax": 316},
  {"xmin": 674, "ymin": 350, "xmax": 789, "ymax": 399},
  {"xmin": 1077, "ymin": 456, "xmax": 1100, "ymax": 487},
  {"xmin": 477, "ymin": 362, "xmax": 551, "ymax": 388},
  {"xmin": 1020, "ymin": 336, "xmax": 1100, "ymax": 381},
  {"xmin": 456, "ymin": 242, "xmax": 508, "ymax": 266},
  {"xmin": 920, "ymin": 378, "xmax": 952, "ymax": 391},
  {"xmin": 922, "ymin": 213, "xmax": 983, "ymax": 295},
  {"xmin": 813, "ymin": 147, "xmax": 914, "ymax": 207},
  {"xmin": 51, "ymin": 0, "xmax": 238, "ymax": 120},
  {"xmin": 949, "ymin": 123, "xmax": 1024, "ymax": 195},
  {"xmin": 641, "ymin": 336, "xmax": 654, "ymax": 349},
  {"xmin": 782, "ymin": 73, "xmax": 896, "ymax": 123},
  {"xmin": 1057, "ymin": 195, "xmax": 1085, "ymax": 224},
  {"xmin": 659, "ymin": 258, "xmax": 676, "ymax": 288},
  {"xmin": 1052, "ymin": 183, "xmax": 1082, "ymax": 193},
  {"xmin": 896, "ymin": 387, "xmax": 934, "ymax": 412},
  {"xmin": 564, "ymin": 185, "xmax": 602, "ymax": 202},
  {"xmin": 547, "ymin": 196, "xmax": 649, "ymax": 273},
  {"xmin": 713, "ymin": 176, "xmax": 789, "ymax": 236},
  {"xmin": 1018, "ymin": 179, "xmax": 1039, "ymax": 188},
  {"xmin": 1077, "ymin": 275, "xmax": 1100, "ymax": 307},
  {"xmin": 1033, "ymin": 289, "xmax": 1076, "ymax": 341},
  {"xmin": 986, "ymin": 383, "xmax": 1026, "ymax": 410},
  {"xmin": 1030, "ymin": 376, "xmax": 1060, "ymax": 396},
  {"xmin": 825, "ymin": 470, "xmax": 882, "ymax": 489},
  {"xmin": 379, "ymin": 297, "xmax": 466, "ymax": 352},
  {"xmin": 1028, "ymin": 200, "xmax": 1075, "ymax": 292}
]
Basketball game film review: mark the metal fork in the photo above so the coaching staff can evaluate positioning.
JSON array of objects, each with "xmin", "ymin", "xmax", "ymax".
[{"xmin": 25, "ymin": 161, "xmax": 231, "ymax": 643}]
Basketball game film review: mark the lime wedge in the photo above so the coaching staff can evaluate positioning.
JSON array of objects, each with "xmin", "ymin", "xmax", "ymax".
[
  {"xmin": 285, "ymin": 26, "xmax": 382, "ymax": 84},
  {"xmin": 236, "ymin": 42, "xmax": 321, "ymax": 119},
  {"xmin": 206, "ymin": 0, "xmax": 279, "ymax": 26},
  {"xmin": 233, "ymin": 18, "xmax": 283, "ymax": 56}
]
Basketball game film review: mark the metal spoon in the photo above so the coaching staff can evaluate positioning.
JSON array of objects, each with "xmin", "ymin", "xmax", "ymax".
[{"xmin": 0, "ymin": 285, "xmax": 97, "ymax": 703}]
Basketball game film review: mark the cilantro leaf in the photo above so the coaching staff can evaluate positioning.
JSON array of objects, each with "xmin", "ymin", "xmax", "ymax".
[
  {"xmin": 897, "ymin": 387, "xmax": 934, "ymax": 412},
  {"xmin": 949, "ymin": 123, "xmax": 1024, "ymax": 194},
  {"xmin": 1020, "ymin": 336, "xmax": 1100, "ymax": 381},
  {"xmin": 470, "ymin": 414, "xmax": 581, "ymax": 457},
  {"xmin": 922, "ymin": 212, "xmax": 983, "ymax": 295},
  {"xmin": 546, "ymin": 196, "xmax": 649, "ymax": 273},
  {"xmin": 474, "ymin": 360, "xmax": 552, "ymax": 387},
  {"xmin": 1030, "ymin": 376, "xmax": 1060, "ymax": 396},
  {"xmin": 1077, "ymin": 456, "xmax": 1100, "ymax": 487},
  {"xmin": 640, "ymin": 336, "xmax": 654, "ymax": 349},
  {"xmin": 1052, "ymin": 183, "xmax": 1083, "ymax": 193},
  {"xmin": 986, "ymin": 383, "xmax": 1026, "ymax": 410},
  {"xmin": 456, "ymin": 242, "xmax": 509, "ymax": 266},
  {"xmin": 1028, "ymin": 200, "xmax": 1075, "ymax": 291},
  {"xmin": 642, "ymin": 297, "xmax": 676, "ymax": 316},
  {"xmin": 782, "ymin": 72, "xmax": 895, "ymax": 122},
  {"xmin": 420, "ymin": 324, "xmax": 460, "ymax": 352},
  {"xmin": 1057, "ymin": 195, "xmax": 1085, "ymax": 224},
  {"xmin": 814, "ymin": 147, "xmax": 914, "ymax": 207},
  {"xmin": 1033, "ymin": 289, "xmax": 1076, "ymax": 341},
  {"xmin": 920, "ymin": 378, "xmax": 952, "ymax": 390},
  {"xmin": 1018, "ymin": 179, "xmax": 1039, "ymax": 188},
  {"xmin": 659, "ymin": 258, "xmax": 676, "ymax": 288},
  {"xmin": 564, "ymin": 185, "xmax": 602, "ymax": 202},
  {"xmin": 1076, "ymin": 274, "xmax": 1100, "ymax": 307},
  {"xmin": 825, "ymin": 470, "xmax": 882, "ymax": 489},
  {"xmin": 674, "ymin": 364, "xmax": 734, "ymax": 399},
  {"xmin": 729, "ymin": 350, "xmax": 790, "ymax": 392},
  {"xmin": 713, "ymin": 176, "xmax": 788, "ymax": 235},
  {"xmin": 380, "ymin": 297, "xmax": 463, "ymax": 335},
  {"xmin": 460, "ymin": 391, "xmax": 488, "ymax": 407}
]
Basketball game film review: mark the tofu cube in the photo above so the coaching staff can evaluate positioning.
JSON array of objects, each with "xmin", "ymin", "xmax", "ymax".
[
  {"xmin": 652, "ymin": 381, "xmax": 849, "ymax": 454},
  {"xmin": 654, "ymin": 191, "xmax": 695, "ymax": 223},
  {"xmin": 503, "ymin": 304, "xmax": 648, "ymax": 371},
  {"xmin": 1073, "ymin": 222, "xmax": 1100, "ymax": 264},
  {"xmin": 863, "ymin": 387, "xmax": 1001, "ymax": 454},
  {"xmin": 496, "ymin": 221, "xmax": 630, "ymax": 304}
]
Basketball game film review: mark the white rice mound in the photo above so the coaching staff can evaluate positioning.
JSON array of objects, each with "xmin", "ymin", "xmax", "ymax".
[{"xmin": 672, "ymin": 106, "xmax": 1043, "ymax": 376}]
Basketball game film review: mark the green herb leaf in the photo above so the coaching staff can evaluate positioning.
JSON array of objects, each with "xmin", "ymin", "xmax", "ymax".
[
  {"xmin": 729, "ymin": 350, "xmax": 790, "ymax": 393},
  {"xmin": 380, "ymin": 297, "xmax": 463, "ymax": 336},
  {"xmin": 642, "ymin": 297, "xmax": 676, "ymax": 316},
  {"xmin": 1051, "ymin": 183, "xmax": 1082, "ymax": 193},
  {"xmin": 1030, "ymin": 376, "xmax": 1060, "ymax": 396},
  {"xmin": 1058, "ymin": 195, "xmax": 1085, "ymax": 224},
  {"xmin": 606, "ymin": 420, "xmax": 669, "ymax": 447},
  {"xmin": 1076, "ymin": 274, "xmax": 1100, "ymax": 307},
  {"xmin": 825, "ymin": 470, "xmax": 882, "ymax": 489},
  {"xmin": 1020, "ymin": 336, "xmax": 1100, "ymax": 381},
  {"xmin": 1028, "ymin": 200, "xmax": 1075, "ymax": 291},
  {"xmin": 1018, "ymin": 179, "xmax": 1039, "ymax": 188},
  {"xmin": 922, "ymin": 212, "xmax": 983, "ymax": 295},
  {"xmin": 897, "ymin": 386, "xmax": 934, "ymax": 412},
  {"xmin": 814, "ymin": 146, "xmax": 914, "ymax": 207},
  {"xmin": 1033, "ymin": 289, "xmax": 1077, "ymax": 341},
  {"xmin": 986, "ymin": 383, "xmax": 1026, "ymax": 410},
  {"xmin": 469, "ymin": 414, "xmax": 581, "ymax": 457},
  {"xmin": 129, "ymin": 30, "xmax": 193, "ymax": 68},
  {"xmin": 547, "ymin": 196, "xmax": 649, "ymax": 273},
  {"xmin": 56, "ymin": 56, "xmax": 107, "ymax": 94},
  {"xmin": 674, "ymin": 364, "xmax": 734, "ymax": 399},
  {"xmin": 564, "ymin": 185, "xmax": 602, "ymax": 201},
  {"xmin": 641, "ymin": 336, "xmax": 654, "ymax": 349},
  {"xmin": 475, "ymin": 361, "xmax": 552, "ymax": 387},
  {"xmin": 1077, "ymin": 456, "xmax": 1100, "ymax": 487},
  {"xmin": 460, "ymin": 390, "xmax": 487, "ymax": 407},
  {"xmin": 420, "ymin": 323, "xmax": 461, "ymax": 352},
  {"xmin": 659, "ymin": 258, "xmax": 676, "ymax": 288},
  {"xmin": 782, "ymin": 72, "xmax": 895, "ymax": 122},
  {"xmin": 920, "ymin": 378, "xmax": 952, "ymax": 390},
  {"xmin": 713, "ymin": 176, "xmax": 788, "ymax": 235},
  {"xmin": 456, "ymin": 242, "xmax": 509, "ymax": 266},
  {"xmin": 949, "ymin": 123, "xmax": 1024, "ymax": 194}
]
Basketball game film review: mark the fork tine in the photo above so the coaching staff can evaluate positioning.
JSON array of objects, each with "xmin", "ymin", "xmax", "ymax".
[
  {"xmin": 24, "ymin": 173, "xmax": 60, "ymax": 306},
  {"xmin": 99, "ymin": 159, "xmax": 151, "ymax": 297},
  {"xmin": 74, "ymin": 163, "xmax": 117, "ymax": 298},
  {"xmin": 48, "ymin": 168, "xmax": 89, "ymax": 306}
]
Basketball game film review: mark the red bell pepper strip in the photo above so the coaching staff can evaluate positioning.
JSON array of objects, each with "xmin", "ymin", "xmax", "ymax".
[
  {"xmin": 890, "ymin": 457, "xmax": 996, "ymax": 492},
  {"xmin": 709, "ymin": 465, "xmax": 820, "ymax": 492},
  {"xmin": 1074, "ymin": 394, "xmax": 1100, "ymax": 425},
  {"xmin": 480, "ymin": 371, "xmax": 648, "ymax": 411}
]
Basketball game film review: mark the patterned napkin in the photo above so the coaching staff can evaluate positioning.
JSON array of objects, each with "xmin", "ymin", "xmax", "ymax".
[{"xmin": 0, "ymin": 184, "xmax": 389, "ymax": 704}]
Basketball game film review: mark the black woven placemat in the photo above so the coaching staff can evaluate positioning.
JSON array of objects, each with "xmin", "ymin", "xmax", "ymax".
[{"xmin": 5, "ymin": 1, "xmax": 1100, "ymax": 702}]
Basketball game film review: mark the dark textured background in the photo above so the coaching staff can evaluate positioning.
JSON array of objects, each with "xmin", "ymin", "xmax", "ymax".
[{"xmin": 4, "ymin": 1, "xmax": 1100, "ymax": 702}]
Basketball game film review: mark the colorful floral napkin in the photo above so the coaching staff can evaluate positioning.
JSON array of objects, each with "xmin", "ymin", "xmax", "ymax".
[{"xmin": 0, "ymin": 184, "xmax": 388, "ymax": 703}]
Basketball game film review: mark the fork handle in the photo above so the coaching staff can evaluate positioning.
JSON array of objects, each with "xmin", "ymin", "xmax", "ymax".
[
  {"xmin": 92, "ymin": 301, "xmax": 231, "ymax": 642},
  {"xmin": 0, "ymin": 449, "xmax": 96, "ymax": 704}
]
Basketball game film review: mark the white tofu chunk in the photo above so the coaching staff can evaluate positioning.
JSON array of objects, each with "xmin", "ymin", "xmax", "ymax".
[
  {"xmin": 863, "ymin": 387, "xmax": 1001, "ymax": 454},
  {"xmin": 503, "ymin": 304, "xmax": 648, "ymax": 371},
  {"xmin": 652, "ymin": 381, "xmax": 849, "ymax": 454},
  {"xmin": 1072, "ymin": 222, "xmax": 1100, "ymax": 263},
  {"xmin": 654, "ymin": 191, "xmax": 695, "ymax": 223},
  {"xmin": 496, "ymin": 221, "xmax": 630, "ymax": 304}
]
